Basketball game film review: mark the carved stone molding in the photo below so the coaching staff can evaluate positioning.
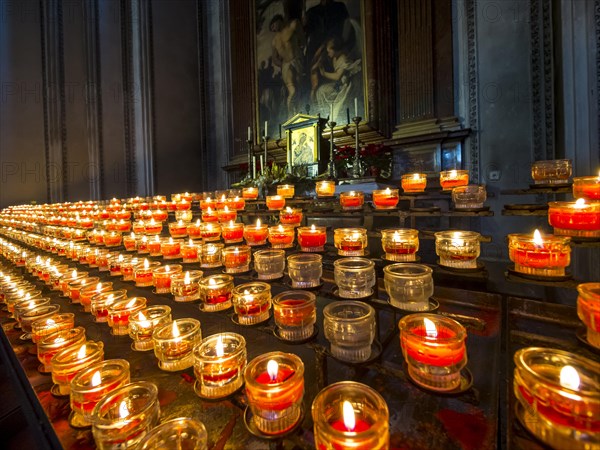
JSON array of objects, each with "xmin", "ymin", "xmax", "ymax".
[{"xmin": 466, "ymin": 0, "xmax": 479, "ymax": 183}]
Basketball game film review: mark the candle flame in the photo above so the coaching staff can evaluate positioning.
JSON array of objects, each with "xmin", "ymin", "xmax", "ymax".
[
  {"xmin": 256, "ymin": 218, "xmax": 261, "ymax": 227},
  {"xmin": 393, "ymin": 231, "xmax": 401, "ymax": 242},
  {"xmin": 220, "ymin": 194, "xmax": 226, "ymax": 202},
  {"xmin": 178, "ymin": 219, "xmax": 184, "ymax": 226},
  {"xmin": 533, "ymin": 229, "xmax": 543, "ymax": 246},
  {"xmin": 91, "ymin": 371, "xmax": 101, "ymax": 387},
  {"xmin": 208, "ymin": 277, "xmax": 216, "ymax": 286},
  {"xmin": 424, "ymin": 318, "xmax": 437, "ymax": 338},
  {"xmin": 71, "ymin": 269, "xmax": 77, "ymax": 278},
  {"xmin": 451, "ymin": 232, "xmax": 464, "ymax": 247},
  {"xmin": 126, "ymin": 298, "xmax": 136, "ymax": 308},
  {"xmin": 150, "ymin": 218, "xmax": 156, "ymax": 225},
  {"xmin": 349, "ymin": 190, "xmax": 355, "ymax": 196},
  {"xmin": 450, "ymin": 169, "xmax": 457, "ymax": 177},
  {"xmin": 216, "ymin": 335, "xmax": 224, "ymax": 357},
  {"xmin": 172, "ymin": 321, "xmax": 180, "ymax": 338},
  {"xmin": 188, "ymin": 238, "xmax": 194, "ymax": 246},
  {"xmin": 413, "ymin": 173, "xmax": 420, "ymax": 180},
  {"xmin": 286, "ymin": 206, "xmax": 293, "ymax": 213},
  {"xmin": 207, "ymin": 223, "xmax": 213, "ymax": 231},
  {"xmin": 119, "ymin": 401, "xmax": 129, "ymax": 419},
  {"xmin": 144, "ymin": 259, "xmax": 149, "ymax": 269},
  {"xmin": 77, "ymin": 344, "xmax": 87, "ymax": 359},
  {"xmin": 342, "ymin": 401, "xmax": 356, "ymax": 431},
  {"xmin": 575, "ymin": 198, "xmax": 586, "ymax": 208},
  {"xmin": 130, "ymin": 232, "xmax": 135, "ymax": 238},
  {"xmin": 224, "ymin": 205, "xmax": 229, "ymax": 212},
  {"xmin": 207, "ymin": 206, "xmax": 213, "ymax": 214},
  {"xmin": 385, "ymin": 187, "xmax": 391, "ymax": 194},
  {"xmin": 228, "ymin": 220, "xmax": 234, "ymax": 227},
  {"xmin": 267, "ymin": 359, "xmax": 279, "ymax": 381},
  {"xmin": 141, "ymin": 236, "xmax": 147, "ymax": 243},
  {"xmin": 47, "ymin": 318, "xmax": 56, "ymax": 326},
  {"xmin": 169, "ymin": 237, "xmax": 174, "ymax": 244},
  {"xmin": 311, "ymin": 224, "xmax": 316, "ymax": 231},
  {"xmin": 196, "ymin": 219, "xmax": 201, "ymax": 226},
  {"xmin": 560, "ymin": 365, "xmax": 580, "ymax": 390},
  {"xmin": 278, "ymin": 224, "xmax": 284, "ymax": 232},
  {"xmin": 118, "ymin": 254, "xmax": 124, "ymax": 262},
  {"xmin": 234, "ymin": 247, "xmax": 239, "ymax": 255},
  {"xmin": 206, "ymin": 197, "xmax": 211, "ymax": 202},
  {"xmin": 154, "ymin": 235, "xmax": 159, "ymax": 242},
  {"xmin": 138, "ymin": 312, "xmax": 147, "ymax": 321},
  {"xmin": 184, "ymin": 271, "xmax": 190, "ymax": 284},
  {"xmin": 96, "ymin": 282, "xmax": 102, "ymax": 291}
]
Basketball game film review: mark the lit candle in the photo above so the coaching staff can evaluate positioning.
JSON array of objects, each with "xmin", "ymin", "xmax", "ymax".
[
  {"xmin": 200, "ymin": 222, "xmax": 222, "ymax": 241},
  {"xmin": 199, "ymin": 275, "xmax": 234, "ymax": 312},
  {"xmin": 399, "ymin": 314, "xmax": 467, "ymax": 391},
  {"xmin": 266, "ymin": 195, "xmax": 286, "ymax": 210},
  {"xmin": 123, "ymin": 232, "xmax": 137, "ymax": 251},
  {"xmin": 31, "ymin": 313, "xmax": 75, "ymax": 344},
  {"xmin": 339, "ymin": 191, "xmax": 364, "ymax": 210},
  {"xmin": 147, "ymin": 235, "xmax": 161, "ymax": 256},
  {"xmin": 51, "ymin": 341, "xmax": 105, "ymax": 395},
  {"xmin": 508, "ymin": 229, "xmax": 571, "ymax": 277},
  {"xmin": 401, "ymin": 173, "xmax": 427, "ymax": 193},
  {"xmin": 372, "ymin": 188, "xmax": 399, "ymax": 209},
  {"xmin": 279, "ymin": 207, "xmax": 303, "ymax": 226},
  {"xmin": 316, "ymin": 180, "xmax": 336, "ymax": 197},
  {"xmin": 108, "ymin": 297, "xmax": 147, "ymax": 335},
  {"xmin": 548, "ymin": 198, "xmax": 600, "ymax": 238},
  {"xmin": 80, "ymin": 282, "xmax": 113, "ymax": 313},
  {"xmin": 268, "ymin": 224, "xmax": 295, "ymax": 248},
  {"xmin": 152, "ymin": 264, "xmax": 183, "ymax": 294},
  {"xmin": 90, "ymin": 289, "xmax": 128, "ymax": 322},
  {"xmin": 277, "ymin": 184, "xmax": 295, "ymax": 199},
  {"xmin": 202, "ymin": 206, "xmax": 218, "ymax": 222},
  {"xmin": 104, "ymin": 231, "xmax": 122, "ymax": 247},
  {"xmin": 434, "ymin": 230, "xmax": 481, "ymax": 269},
  {"xmin": 186, "ymin": 219, "xmax": 202, "ymax": 239},
  {"xmin": 334, "ymin": 228, "xmax": 367, "ymax": 256},
  {"xmin": 144, "ymin": 218, "xmax": 163, "ymax": 235},
  {"xmin": 439, "ymin": 169, "xmax": 469, "ymax": 190},
  {"xmin": 381, "ymin": 228, "xmax": 419, "ymax": 262},
  {"xmin": 577, "ymin": 283, "xmax": 600, "ymax": 349},
  {"xmin": 222, "ymin": 221, "xmax": 244, "ymax": 243},
  {"xmin": 232, "ymin": 282, "xmax": 271, "ymax": 325},
  {"xmin": 244, "ymin": 219, "xmax": 269, "ymax": 246},
  {"xmin": 171, "ymin": 270, "xmax": 203, "ymax": 302},
  {"xmin": 227, "ymin": 196, "xmax": 245, "ymax": 210},
  {"xmin": 297, "ymin": 224, "xmax": 327, "ymax": 252},
  {"xmin": 180, "ymin": 239, "xmax": 200, "ymax": 263},
  {"xmin": 134, "ymin": 260, "xmax": 161, "ymax": 287},
  {"xmin": 37, "ymin": 326, "xmax": 87, "ymax": 373},
  {"xmin": 153, "ymin": 319, "xmax": 201, "ymax": 371},
  {"xmin": 222, "ymin": 246, "xmax": 251, "ymax": 273},
  {"xmin": 160, "ymin": 237, "xmax": 182, "ymax": 260},
  {"xmin": 242, "ymin": 187, "xmax": 259, "ymax": 200},
  {"xmin": 168, "ymin": 220, "xmax": 188, "ymax": 238},
  {"xmin": 200, "ymin": 242, "xmax": 223, "ymax": 268},
  {"xmin": 573, "ymin": 172, "xmax": 600, "ymax": 200},
  {"xmin": 200, "ymin": 197, "xmax": 217, "ymax": 211}
]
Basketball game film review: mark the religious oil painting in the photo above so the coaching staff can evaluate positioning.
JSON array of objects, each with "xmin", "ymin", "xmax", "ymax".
[{"xmin": 255, "ymin": 0, "xmax": 366, "ymax": 139}]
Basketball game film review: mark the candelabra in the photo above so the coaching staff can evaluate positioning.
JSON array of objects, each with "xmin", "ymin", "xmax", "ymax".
[
  {"xmin": 247, "ymin": 139, "xmax": 253, "ymax": 179},
  {"xmin": 327, "ymin": 120, "xmax": 337, "ymax": 179},
  {"xmin": 352, "ymin": 116, "xmax": 362, "ymax": 178}
]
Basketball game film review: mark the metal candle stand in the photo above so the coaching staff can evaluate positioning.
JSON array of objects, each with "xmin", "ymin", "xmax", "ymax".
[
  {"xmin": 327, "ymin": 120, "xmax": 337, "ymax": 179},
  {"xmin": 247, "ymin": 139, "xmax": 253, "ymax": 179},
  {"xmin": 352, "ymin": 116, "xmax": 362, "ymax": 178}
]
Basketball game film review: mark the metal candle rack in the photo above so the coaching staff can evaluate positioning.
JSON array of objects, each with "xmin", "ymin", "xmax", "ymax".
[{"xmin": 352, "ymin": 116, "xmax": 362, "ymax": 178}]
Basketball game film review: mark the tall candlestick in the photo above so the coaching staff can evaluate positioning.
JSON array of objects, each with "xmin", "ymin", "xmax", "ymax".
[
  {"xmin": 354, "ymin": 97, "xmax": 358, "ymax": 117},
  {"xmin": 264, "ymin": 121, "xmax": 268, "ymax": 137},
  {"xmin": 252, "ymin": 156, "xmax": 256, "ymax": 179},
  {"xmin": 259, "ymin": 155, "xmax": 264, "ymax": 175},
  {"xmin": 247, "ymin": 126, "xmax": 252, "ymax": 141},
  {"xmin": 330, "ymin": 102, "xmax": 334, "ymax": 120}
]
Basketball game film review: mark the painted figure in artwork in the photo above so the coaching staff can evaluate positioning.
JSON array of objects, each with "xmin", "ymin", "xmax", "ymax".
[{"xmin": 292, "ymin": 132, "xmax": 315, "ymax": 165}]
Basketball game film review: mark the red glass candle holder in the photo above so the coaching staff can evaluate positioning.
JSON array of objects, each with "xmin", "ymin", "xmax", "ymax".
[
  {"xmin": 381, "ymin": 228, "xmax": 419, "ymax": 262},
  {"xmin": 435, "ymin": 230, "xmax": 481, "ymax": 269},
  {"xmin": 226, "ymin": 196, "xmax": 245, "ymax": 211},
  {"xmin": 508, "ymin": 232, "xmax": 571, "ymax": 277},
  {"xmin": 186, "ymin": 220, "xmax": 202, "ymax": 239},
  {"xmin": 91, "ymin": 289, "xmax": 128, "ymax": 323},
  {"xmin": 372, "ymin": 188, "xmax": 399, "ymax": 209},
  {"xmin": 108, "ymin": 297, "xmax": 147, "ymax": 335},
  {"xmin": 266, "ymin": 195, "xmax": 286, "ymax": 211},
  {"xmin": 168, "ymin": 220, "xmax": 188, "ymax": 238},
  {"xmin": 80, "ymin": 282, "xmax": 113, "ymax": 312},
  {"xmin": 577, "ymin": 283, "xmax": 600, "ymax": 349},
  {"xmin": 200, "ymin": 197, "xmax": 217, "ymax": 211},
  {"xmin": 201, "ymin": 207, "xmax": 218, "ymax": 222},
  {"xmin": 123, "ymin": 233, "xmax": 137, "ymax": 251},
  {"xmin": 279, "ymin": 207, "xmax": 303, "ymax": 227},
  {"xmin": 339, "ymin": 191, "xmax": 364, "ymax": 210},
  {"xmin": 222, "ymin": 245, "xmax": 251, "ymax": 273},
  {"xmin": 268, "ymin": 225, "xmax": 295, "ymax": 249},
  {"xmin": 160, "ymin": 238, "xmax": 182, "ymax": 260},
  {"xmin": 170, "ymin": 270, "xmax": 203, "ymax": 302},
  {"xmin": 134, "ymin": 260, "xmax": 161, "ymax": 287},
  {"xmin": 242, "ymin": 187, "xmax": 259, "ymax": 200},
  {"xmin": 199, "ymin": 274, "xmax": 234, "ymax": 312},
  {"xmin": 128, "ymin": 305, "xmax": 172, "ymax": 351},
  {"xmin": 51, "ymin": 341, "xmax": 104, "ymax": 395},
  {"xmin": 548, "ymin": 200, "xmax": 600, "ymax": 238},
  {"xmin": 401, "ymin": 173, "xmax": 427, "ymax": 193},
  {"xmin": 104, "ymin": 232, "xmax": 122, "ymax": 248},
  {"xmin": 147, "ymin": 236, "xmax": 162, "ymax": 256},
  {"xmin": 150, "ymin": 209, "xmax": 168, "ymax": 221},
  {"xmin": 297, "ymin": 225, "xmax": 327, "ymax": 252},
  {"xmin": 152, "ymin": 264, "xmax": 183, "ymax": 294},
  {"xmin": 217, "ymin": 207, "xmax": 237, "ymax": 223},
  {"xmin": 144, "ymin": 218, "xmax": 163, "ymax": 235},
  {"xmin": 399, "ymin": 313, "xmax": 468, "ymax": 391},
  {"xmin": 573, "ymin": 175, "xmax": 600, "ymax": 200},
  {"xmin": 440, "ymin": 169, "xmax": 469, "ymax": 190},
  {"xmin": 244, "ymin": 222, "xmax": 269, "ymax": 246},
  {"xmin": 200, "ymin": 222, "xmax": 222, "ymax": 241},
  {"xmin": 180, "ymin": 240, "xmax": 200, "ymax": 263},
  {"xmin": 222, "ymin": 221, "xmax": 244, "ymax": 243}
]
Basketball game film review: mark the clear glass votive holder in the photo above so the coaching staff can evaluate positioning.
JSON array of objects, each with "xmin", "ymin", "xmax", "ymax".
[
  {"xmin": 70, "ymin": 359, "xmax": 130, "ymax": 427},
  {"xmin": 134, "ymin": 260, "xmax": 161, "ymax": 287},
  {"xmin": 14, "ymin": 297, "xmax": 51, "ymax": 325},
  {"xmin": 108, "ymin": 297, "xmax": 147, "ymax": 335},
  {"xmin": 222, "ymin": 222, "xmax": 244, "ymax": 243},
  {"xmin": 51, "ymin": 341, "xmax": 105, "ymax": 395},
  {"xmin": 193, "ymin": 332, "xmax": 247, "ymax": 399},
  {"xmin": 232, "ymin": 282, "xmax": 271, "ymax": 325},
  {"xmin": 91, "ymin": 289, "xmax": 128, "ymax": 323},
  {"xmin": 531, "ymin": 159, "xmax": 572, "ymax": 185},
  {"xmin": 323, "ymin": 301, "xmax": 376, "ymax": 363},
  {"xmin": 333, "ymin": 257, "xmax": 375, "ymax": 298},
  {"xmin": 20, "ymin": 304, "xmax": 60, "ymax": 338},
  {"xmin": 434, "ymin": 230, "xmax": 481, "ymax": 269},
  {"xmin": 152, "ymin": 264, "xmax": 183, "ymax": 294},
  {"xmin": 277, "ymin": 184, "xmax": 295, "ymax": 198},
  {"xmin": 68, "ymin": 276, "xmax": 100, "ymax": 303},
  {"xmin": 170, "ymin": 270, "xmax": 203, "ymax": 302},
  {"xmin": 91, "ymin": 381, "xmax": 160, "ymax": 450},
  {"xmin": 128, "ymin": 305, "xmax": 172, "ymax": 351},
  {"xmin": 451, "ymin": 184, "xmax": 487, "ymax": 209},
  {"xmin": 31, "ymin": 313, "xmax": 74, "ymax": 344},
  {"xmin": 80, "ymin": 282, "xmax": 114, "ymax": 312},
  {"xmin": 244, "ymin": 222, "xmax": 269, "ymax": 246},
  {"xmin": 381, "ymin": 228, "xmax": 419, "ymax": 262},
  {"xmin": 383, "ymin": 264, "xmax": 433, "ymax": 311},
  {"xmin": 222, "ymin": 245, "xmax": 252, "ymax": 273},
  {"xmin": 312, "ymin": 381, "xmax": 390, "ymax": 450},
  {"xmin": 316, "ymin": 180, "xmax": 335, "ymax": 197},
  {"xmin": 334, "ymin": 228, "xmax": 368, "ymax": 256},
  {"xmin": 287, "ymin": 253, "xmax": 322, "ymax": 288},
  {"xmin": 37, "ymin": 326, "xmax": 86, "ymax": 373},
  {"xmin": 273, "ymin": 291, "xmax": 316, "ymax": 341},
  {"xmin": 399, "ymin": 313, "xmax": 467, "ymax": 391},
  {"xmin": 137, "ymin": 417, "xmax": 208, "ymax": 450},
  {"xmin": 199, "ymin": 274, "xmax": 234, "ymax": 312},
  {"xmin": 200, "ymin": 243, "xmax": 223, "ymax": 268},
  {"xmin": 153, "ymin": 319, "xmax": 202, "ymax": 371},
  {"xmin": 577, "ymin": 283, "xmax": 600, "ymax": 349},
  {"xmin": 254, "ymin": 249, "xmax": 286, "ymax": 280},
  {"xmin": 513, "ymin": 347, "xmax": 600, "ymax": 450},
  {"xmin": 244, "ymin": 352, "xmax": 304, "ymax": 435}
]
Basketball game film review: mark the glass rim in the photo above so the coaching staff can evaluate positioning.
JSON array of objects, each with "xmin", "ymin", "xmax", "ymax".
[
  {"xmin": 333, "ymin": 257, "xmax": 375, "ymax": 270},
  {"xmin": 507, "ymin": 233, "xmax": 571, "ymax": 245},
  {"xmin": 383, "ymin": 263, "xmax": 432, "ymax": 276},
  {"xmin": 323, "ymin": 301, "xmax": 375, "ymax": 321},
  {"xmin": 273, "ymin": 290, "xmax": 316, "ymax": 306},
  {"xmin": 92, "ymin": 381, "xmax": 158, "ymax": 426},
  {"xmin": 153, "ymin": 318, "xmax": 201, "ymax": 342},
  {"xmin": 195, "ymin": 332, "xmax": 246, "ymax": 359},
  {"xmin": 398, "ymin": 313, "xmax": 466, "ymax": 341},
  {"xmin": 434, "ymin": 230, "xmax": 481, "ymax": 239}
]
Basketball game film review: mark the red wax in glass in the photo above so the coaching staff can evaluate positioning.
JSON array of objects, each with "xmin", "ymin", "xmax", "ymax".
[
  {"xmin": 218, "ymin": 211, "xmax": 237, "ymax": 222},
  {"xmin": 373, "ymin": 196, "xmax": 399, "ymax": 208},
  {"xmin": 202, "ymin": 213, "xmax": 218, "ymax": 222},
  {"xmin": 245, "ymin": 229, "xmax": 268, "ymax": 243},
  {"xmin": 135, "ymin": 273, "xmax": 153, "ymax": 284},
  {"xmin": 72, "ymin": 380, "xmax": 123, "ymax": 415},
  {"xmin": 152, "ymin": 210, "xmax": 168, "ymax": 221},
  {"xmin": 511, "ymin": 244, "xmax": 569, "ymax": 268},
  {"xmin": 201, "ymin": 367, "xmax": 239, "ymax": 383},
  {"xmin": 224, "ymin": 254, "xmax": 249, "ymax": 266},
  {"xmin": 201, "ymin": 230, "xmax": 221, "ymax": 240},
  {"xmin": 402, "ymin": 180, "xmax": 427, "ymax": 192},
  {"xmin": 187, "ymin": 225, "xmax": 202, "ymax": 238},
  {"xmin": 340, "ymin": 240, "xmax": 363, "ymax": 251},
  {"xmin": 403, "ymin": 326, "xmax": 465, "ymax": 367},
  {"xmin": 255, "ymin": 367, "xmax": 294, "ymax": 385},
  {"xmin": 383, "ymin": 244, "xmax": 417, "ymax": 255},
  {"xmin": 340, "ymin": 196, "xmax": 363, "ymax": 208},
  {"xmin": 330, "ymin": 419, "xmax": 371, "ymax": 432},
  {"xmin": 207, "ymin": 291, "xmax": 231, "ymax": 305},
  {"xmin": 548, "ymin": 210, "xmax": 599, "ymax": 231},
  {"xmin": 266, "ymin": 198, "xmax": 286, "ymax": 210},
  {"xmin": 274, "ymin": 300, "xmax": 311, "ymax": 326},
  {"xmin": 280, "ymin": 213, "xmax": 302, "ymax": 225},
  {"xmin": 237, "ymin": 300, "xmax": 269, "ymax": 316},
  {"xmin": 161, "ymin": 244, "xmax": 180, "ymax": 257},
  {"xmin": 440, "ymin": 176, "xmax": 469, "ymax": 190},
  {"xmin": 579, "ymin": 185, "xmax": 600, "ymax": 200},
  {"xmin": 181, "ymin": 247, "xmax": 198, "ymax": 259},
  {"xmin": 169, "ymin": 226, "xmax": 187, "ymax": 237},
  {"xmin": 176, "ymin": 202, "xmax": 191, "ymax": 211},
  {"xmin": 200, "ymin": 200, "xmax": 217, "ymax": 211},
  {"xmin": 223, "ymin": 228, "xmax": 244, "ymax": 241},
  {"xmin": 269, "ymin": 233, "xmax": 294, "ymax": 245},
  {"xmin": 148, "ymin": 240, "xmax": 161, "ymax": 254},
  {"xmin": 298, "ymin": 232, "xmax": 326, "ymax": 248}
]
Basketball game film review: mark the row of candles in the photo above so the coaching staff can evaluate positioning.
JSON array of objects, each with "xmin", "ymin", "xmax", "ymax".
[{"xmin": 1, "ymin": 221, "xmax": 599, "ymax": 448}]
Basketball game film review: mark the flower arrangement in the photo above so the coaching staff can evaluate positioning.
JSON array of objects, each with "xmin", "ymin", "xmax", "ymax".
[{"xmin": 334, "ymin": 143, "xmax": 392, "ymax": 178}]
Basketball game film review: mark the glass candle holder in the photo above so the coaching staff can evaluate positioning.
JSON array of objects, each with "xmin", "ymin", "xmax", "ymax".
[
  {"xmin": 513, "ymin": 347, "xmax": 600, "ymax": 450},
  {"xmin": 383, "ymin": 264, "xmax": 433, "ymax": 311},
  {"xmin": 20, "ymin": 304, "xmax": 60, "ymax": 338},
  {"xmin": 227, "ymin": 196, "xmax": 245, "ymax": 211},
  {"xmin": 200, "ymin": 242, "xmax": 223, "ymax": 268},
  {"xmin": 6, "ymin": 290, "xmax": 42, "ymax": 315},
  {"xmin": 91, "ymin": 381, "xmax": 160, "ymax": 450},
  {"xmin": 334, "ymin": 228, "xmax": 368, "ymax": 256},
  {"xmin": 268, "ymin": 224, "xmax": 295, "ymax": 249},
  {"xmin": 51, "ymin": 341, "xmax": 105, "ymax": 395},
  {"xmin": 199, "ymin": 274, "xmax": 234, "ymax": 312},
  {"xmin": 201, "ymin": 207, "xmax": 218, "ymax": 222},
  {"xmin": 401, "ymin": 173, "xmax": 427, "ymax": 193},
  {"xmin": 108, "ymin": 297, "xmax": 147, "ymax": 335},
  {"xmin": 277, "ymin": 184, "xmax": 295, "ymax": 199},
  {"xmin": 244, "ymin": 352, "xmax": 304, "ymax": 435},
  {"xmin": 316, "ymin": 180, "xmax": 335, "ymax": 197},
  {"xmin": 135, "ymin": 236, "xmax": 149, "ymax": 254},
  {"xmin": 297, "ymin": 225, "xmax": 327, "ymax": 252},
  {"xmin": 279, "ymin": 207, "xmax": 303, "ymax": 227},
  {"xmin": 244, "ymin": 221, "xmax": 269, "ymax": 246},
  {"xmin": 128, "ymin": 305, "xmax": 172, "ymax": 351},
  {"xmin": 31, "ymin": 313, "xmax": 74, "ymax": 344},
  {"xmin": 440, "ymin": 169, "xmax": 469, "ymax": 190},
  {"xmin": 152, "ymin": 264, "xmax": 183, "ymax": 294},
  {"xmin": 217, "ymin": 207, "xmax": 237, "ymax": 223},
  {"xmin": 68, "ymin": 276, "xmax": 100, "ymax": 303},
  {"xmin": 134, "ymin": 260, "xmax": 161, "ymax": 286},
  {"xmin": 193, "ymin": 332, "xmax": 247, "ymax": 399},
  {"xmin": 132, "ymin": 220, "xmax": 146, "ymax": 234},
  {"xmin": 200, "ymin": 197, "xmax": 217, "ymax": 211},
  {"xmin": 380, "ymin": 228, "xmax": 419, "ymax": 262},
  {"xmin": 531, "ymin": 159, "xmax": 572, "ymax": 185},
  {"xmin": 171, "ymin": 270, "xmax": 203, "ymax": 302},
  {"xmin": 323, "ymin": 301, "xmax": 376, "ymax": 363},
  {"xmin": 452, "ymin": 184, "xmax": 487, "ymax": 209},
  {"xmin": 186, "ymin": 220, "xmax": 202, "ymax": 240},
  {"xmin": 573, "ymin": 175, "xmax": 600, "ymax": 200},
  {"xmin": 242, "ymin": 187, "xmax": 259, "ymax": 200},
  {"xmin": 339, "ymin": 191, "xmax": 364, "ymax": 210},
  {"xmin": 333, "ymin": 257, "xmax": 376, "ymax": 298},
  {"xmin": 70, "ymin": 359, "xmax": 130, "ymax": 427},
  {"xmin": 254, "ymin": 249, "xmax": 285, "ymax": 280},
  {"xmin": 137, "ymin": 417, "xmax": 208, "ymax": 450},
  {"xmin": 104, "ymin": 232, "xmax": 122, "ymax": 248},
  {"xmin": 312, "ymin": 381, "xmax": 390, "ymax": 450},
  {"xmin": 548, "ymin": 200, "xmax": 600, "ymax": 238},
  {"xmin": 122, "ymin": 233, "xmax": 137, "ymax": 251},
  {"xmin": 200, "ymin": 222, "xmax": 222, "ymax": 241},
  {"xmin": 91, "ymin": 289, "xmax": 128, "ymax": 323},
  {"xmin": 266, "ymin": 195, "xmax": 286, "ymax": 210},
  {"xmin": 215, "ymin": 193, "xmax": 228, "ymax": 209},
  {"xmin": 578, "ymin": 283, "xmax": 600, "ymax": 349},
  {"xmin": 222, "ymin": 221, "xmax": 244, "ymax": 243},
  {"xmin": 222, "ymin": 245, "xmax": 251, "ymax": 273},
  {"xmin": 399, "ymin": 313, "xmax": 468, "ymax": 391},
  {"xmin": 144, "ymin": 218, "xmax": 163, "ymax": 235},
  {"xmin": 508, "ymin": 231, "xmax": 571, "ymax": 277},
  {"xmin": 168, "ymin": 220, "xmax": 188, "ymax": 238},
  {"xmin": 287, "ymin": 253, "xmax": 322, "ymax": 288},
  {"xmin": 14, "ymin": 297, "xmax": 51, "ymax": 325},
  {"xmin": 160, "ymin": 238, "xmax": 182, "ymax": 260},
  {"xmin": 60, "ymin": 271, "xmax": 89, "ymax": 296},
  {"xmin": 180, "ymin": 240, "xmax": 200, "ymax": 263},
  {"xmin": 153, "ymin": 319, "xmax": 202, "ymax": 371},
  {"xmin": 37, "ymin": 326, "xmax": 86, "ymax": 373},
  {"xmin": 175, "ymin": 210, "xmax": 193, "ymax": 223},
  {"xmin": 372, "ymin": 188, "xmax": 399, "ymax": 209},
  {"xmin": 108, "ymin": 254, "xmax": 127, "ymax": 277},
  {"xmin": 150, "ymin": 209, "xmax": 168, "ymax": 221},
  {"xmin": 434, "ymin": 230, "xmax": 481, "ymax": 269},
  {"xmin": 273, "ymin": 291, "xmax": 316, "ymax": 341},
  {"xmin": 232, "ymin": 282, "xmax": 271, "ymax": 325}
]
